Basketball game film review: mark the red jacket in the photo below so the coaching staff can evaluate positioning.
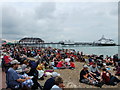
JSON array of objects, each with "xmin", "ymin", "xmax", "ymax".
[
  {"xmin": 102, "ymin": 72, "xmax": 110, "ymax": 83},
  {"xmin": 70, "ymin": 62, "xmax": 75, "ymax": 68},
  {"xmin": 4, "ymin": 55, "xmax": 11, "ymax": 64}
]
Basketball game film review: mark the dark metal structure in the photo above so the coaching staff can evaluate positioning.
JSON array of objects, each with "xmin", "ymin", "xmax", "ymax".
[{"xmin": 19, "ymin": 37, "xmax": 44, "ymax": 44}]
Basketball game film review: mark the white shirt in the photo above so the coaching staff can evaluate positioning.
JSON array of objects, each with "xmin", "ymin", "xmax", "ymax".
[
  {"xmin": 65, "ymin": 58, "xmax": 70, "ymax": 65},
  {"xmin": 51, "ymin": 85, "xmax": 62, "ymax": 90}
]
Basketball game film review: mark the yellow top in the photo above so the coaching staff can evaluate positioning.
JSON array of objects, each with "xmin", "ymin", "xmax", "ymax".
[{"xmin": 36, "ymin": 64, "xmax": 45, "ymax": 70}]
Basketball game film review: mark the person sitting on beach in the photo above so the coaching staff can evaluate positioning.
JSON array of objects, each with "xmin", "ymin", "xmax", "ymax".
[
  {"xmin": 84, "ymin": 55, "xmax": 89, "ymax": 64},
  {"xmin": 34, "ymin": 53, "xmax": 41, "ymax": 60},
  {"xmin": 26, "ymin": 59, "xmax": 43, "ymax": 90},
  {"xmin": 69, "ymin": 60, "xmax": 75, "ymax": 69},
  {"xmin": 100, "ymin": 68, "xmax": 120, "ymax": 85},
  {"xmin": 13, "ymin": 51, "xmax": 22, "ymax": 63},
  {"xmin": 49, "ymin": 58, "xmax": 59, "ymax": 70},
  {"xmin": 65, "ymin": 56, "xmax": 71, "ymax": 66},
  {"xmin": 57, "ymin": 59, "xmax": 66, "ymax": 69},
  {"xmin": 3, "ymin": 53, "xmax": 12, "ymax": 64},
  {"xmin": 89, "ymin": 63, "xmax": 100, "ymax": 78},
  {"xmin": 37, "ymin": 61, "xmax": 46, "ymax": 71},
  {"xmin": 37, "ymin": 61, "xmax": 54, "ymax": 79},
  {"xmin": 79, "ymin": 65, "xmax": 103, "ymax": 87},
  {"xmin": 50, "ymin": 60, "xmax": 55, "ymax": 69},
  {"xmin": 6, "ymin": 60, "xmax": 33, "ymax": 89},
  {"xmin": 115, "ymin": 61, "xmax": 120, "ymax": 76},
  {"xmin": 36, "ymin": 61, "xmax": 46, "ymax": 80},
  {"xmin": 54, "ymin": 59, "xmax": 59, "ymax": 67},
  {"xmin": 16, "ymin": 60, "xmax": 31, "ymax": 74},
  {"xmin": 104, "ymin": 57, "xmax": 113, "ymax": 66},
  {"xmin": 113, "ymin": 54, "xmax": 118, "ymax": 66},
  {"xmin": 88, "ymin": 57, "xmax": 93, "ymax": 65},
  {"xmin": 20, "ymin": 54, "xmax": 28, "ymax": 63},
  {"xmin": 3, "ymin": 53, "xmax": 13, "ymax": 72},
  {"xmin": 51, "ymin": 76, "xmax": 65, "ymax": 90},
  {"xmin": 43, "ymin": 72, "xmax": 60, "ymax": 90}
]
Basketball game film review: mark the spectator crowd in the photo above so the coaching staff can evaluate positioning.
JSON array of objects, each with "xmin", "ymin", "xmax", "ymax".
[{"xmin": 0, "ymin": 45, "xmax": 120, "ymax": 89}]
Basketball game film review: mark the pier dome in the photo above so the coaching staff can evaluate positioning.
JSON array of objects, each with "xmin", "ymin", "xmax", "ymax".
[{"xmin": 19, "ymin": 37, "xmax": 44, "ymax": 44}]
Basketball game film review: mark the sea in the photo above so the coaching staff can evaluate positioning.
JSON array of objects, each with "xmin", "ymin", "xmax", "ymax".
[
  {"xmin": 26, "ymin": 44, "xmax": 119, "ymax": 58},
  {"xmin": 60, "ymin": 46, "xmax": 118, "ymax": 57},
  {"xmin": 45, "ymin": 45, "xmax": 119, "ymax": 57}
]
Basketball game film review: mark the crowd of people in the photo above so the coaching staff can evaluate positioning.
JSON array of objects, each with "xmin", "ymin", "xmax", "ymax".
[{"xmin": 0, "ymin": 45, "xmax": 120, "ymax": 89}]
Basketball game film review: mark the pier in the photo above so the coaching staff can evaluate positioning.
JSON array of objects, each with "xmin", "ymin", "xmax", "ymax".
[
  {"xmin": 2, "ymin": 37, "xmax": 116, "ymax": 47},
  {"xmin": 13, "ymin": 42, "xmax": 116, "ymax": 48}
]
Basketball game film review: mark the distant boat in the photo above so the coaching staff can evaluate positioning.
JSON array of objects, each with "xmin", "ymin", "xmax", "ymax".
[
  {"xmin": 59, "ymin": 40, "xmax": 75, "ymax": 45},
  {"xmin": 94, "ymin": 35, "xmax": 116, "ymax": 46}
]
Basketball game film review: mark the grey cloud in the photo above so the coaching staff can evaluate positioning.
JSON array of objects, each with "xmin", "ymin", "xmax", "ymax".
[
  {"xmin": 1, "ymin": 2, "xmax": 118, "ymax": 42},
  {"xmin": 35, "ymin": 2, "xmax": 56, "ymax": 19},
  {"xmin": 2, "ymin": 7, "xmax": 24, "ymax": 40},
  {"xmin": 2, "ymin": 6, "xmax": 21, "ymax": 28}
]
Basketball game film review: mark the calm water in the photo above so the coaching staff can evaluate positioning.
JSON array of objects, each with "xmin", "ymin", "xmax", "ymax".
[
  {"xmin": 47, "ymin": 45, "xmax": 119, "ymax": 57},
  {"xmin": 61, "ymin": 46, "xmax": 118, "ymax": 56},
  {"xmin": 32, "ymin": 44, "xmax": 119, "ymax": 57}
]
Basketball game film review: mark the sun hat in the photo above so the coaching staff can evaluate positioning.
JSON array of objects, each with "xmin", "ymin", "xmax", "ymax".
[
  {"xmin": 61, "ymin": 59, "xmax": 64, "ymax": 61},
  {"xmin": 83, "ymin": 65, "xmax": 88, "ymax": 68},
  {"xmin": 10, "ymin": 60, "xmax": 20, "ymax": 65},
  {"xmin": 52, "ymin": 72, "xmax": 60, "ymax": 77}
]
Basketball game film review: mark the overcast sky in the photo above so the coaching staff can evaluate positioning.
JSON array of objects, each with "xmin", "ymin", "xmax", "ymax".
[{"xmin": 1, "ymin": 2, "xmax": 118, "ymax": 42}]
